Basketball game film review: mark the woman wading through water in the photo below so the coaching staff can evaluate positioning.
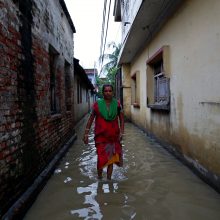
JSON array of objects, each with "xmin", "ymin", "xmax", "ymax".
[{"xmin": 83, "ymin": 84, "xmax": 124, "ymax": 180}]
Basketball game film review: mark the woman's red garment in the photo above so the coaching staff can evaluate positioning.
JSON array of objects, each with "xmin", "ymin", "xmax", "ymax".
[{"xmin": 93, "ymin": 101, "xmax": 123, "ymax": 169}]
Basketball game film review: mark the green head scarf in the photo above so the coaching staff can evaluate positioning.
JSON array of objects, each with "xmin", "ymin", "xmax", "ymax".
[{"xmin": 97, "ymin": 98, "xmax": 118, "ymax": 121}]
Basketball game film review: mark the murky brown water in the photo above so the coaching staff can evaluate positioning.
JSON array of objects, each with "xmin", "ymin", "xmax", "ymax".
[{"xmin": 24, "ymin": 119, "xmax": 220, "ymax": 220}]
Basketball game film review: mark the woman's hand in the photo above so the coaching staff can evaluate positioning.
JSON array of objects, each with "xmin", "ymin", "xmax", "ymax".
[
  {"xmin": 83, "ymin": 128, "xmax": 90, "ymax": 144},
  {"xmin": 83, "ymin": 134, "xmax": 89, "ymax": 144},
  {"xmin": 119, "ymin": 130, "xmax": 124, "ymax": 141}
]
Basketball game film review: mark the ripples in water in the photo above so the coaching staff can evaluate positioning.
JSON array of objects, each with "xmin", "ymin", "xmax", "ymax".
[{"xmin": 24, "ymin": 122, "xmax": 220, "ymax": 220}]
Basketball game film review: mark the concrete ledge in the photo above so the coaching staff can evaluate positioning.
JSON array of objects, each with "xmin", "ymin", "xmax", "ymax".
[{"xmin": 2, "ymin": 133, "xmax": 77, "ymax": 220}]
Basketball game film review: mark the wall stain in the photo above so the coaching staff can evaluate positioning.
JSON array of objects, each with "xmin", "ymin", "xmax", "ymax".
[
  {"xmin": 146, "ymin": 93, "xmax": 220, "ymax": 177},
  {"xmin": 143, "ymin": 94, "xmax": 220, "ymax": 191},
  {"xmin": 17, "ymin": 0, "xmax": 40, "ymax": 180},
  {"xmin": 170, "ymin": 94, "xmax": 220, "ymax": 175}
]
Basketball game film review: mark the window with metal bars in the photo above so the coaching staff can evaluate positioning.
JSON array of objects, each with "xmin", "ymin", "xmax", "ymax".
[
  {"xmin": 131, "ymin": 71, "xmax": 140, "ymax": 108},
  {"xmin": 147, "ymin": 46, "xmax": 170, "ymax": 111}
]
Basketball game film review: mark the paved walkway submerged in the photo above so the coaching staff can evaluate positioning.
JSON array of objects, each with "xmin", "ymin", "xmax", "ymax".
[{"xmin": 24, "ymin": 118, "xmax": 220, "ymax": 220}]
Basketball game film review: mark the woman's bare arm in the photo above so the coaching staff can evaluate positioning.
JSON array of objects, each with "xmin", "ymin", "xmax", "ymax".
[
  {"xmin": 83, "ymin": 112, "xmax": 95, "ymax": 144},
  {"xmin": 119, "ymin": 111, "xmax": 124, "ymax": 140}
]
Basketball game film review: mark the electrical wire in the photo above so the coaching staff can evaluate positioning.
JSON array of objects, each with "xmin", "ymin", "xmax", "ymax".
[
  {"xmin": 99, "ymin": 0, "xmax": 112, "ymax": 74},
  {"xmin": 100, "ymin": 0, "xmax": 107, "ymax": 58}
]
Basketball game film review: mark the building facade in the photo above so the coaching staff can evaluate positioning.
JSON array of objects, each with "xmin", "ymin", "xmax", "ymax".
[
  {"xmin": 85, "ymin": 68, "xmax": 99, "ymax": 94},
  {"xmin": 114, "ymin": 0, "xmax": 220, "ymax": 191},
  {"xmin": 84, "ymin": 68, "xmax": 98, "ymax": 86},
  {"xmin": 74, "ymin": 59, "xmax": 96, "ymax": 123},
  {"xmin": 0, "ymin": 0, "xmax": 77, "ymax": 217}
]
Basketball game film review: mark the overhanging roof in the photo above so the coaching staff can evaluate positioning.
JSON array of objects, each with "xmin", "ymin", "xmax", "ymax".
[
  {"xmin": 118, "ymin": 0, "xmax": 183, "ymax": 64},
  {"xmin": 74, "ymin": 58, "xmax": 94, "ymax": 90}
]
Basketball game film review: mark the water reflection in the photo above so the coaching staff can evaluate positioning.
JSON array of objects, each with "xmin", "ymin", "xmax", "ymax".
[
  {"xmin": 64, "ymin": 177, "xmax": 72, "ymax": 183},
  {"xmin": 70, "ymin": 182, "xmax": 102, "ymax": 219},
  {"xmin": 68, "ymin": 126, "xmax": 128, "ymax": 219},
  {"xmin": 24, "ymin": 122, "xmax": 220, "ymax": 220},
  {"xmin": 70, "ymin": 181, "xmax": 121, "ymax": 219},
  {"xmin": 78, "ymin": 130, "xmax": 127, "ymax": 182}
]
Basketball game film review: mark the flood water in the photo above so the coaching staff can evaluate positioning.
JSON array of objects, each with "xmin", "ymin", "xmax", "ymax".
[{"xmin": 24, "ymin": 119, "xmax": 220, "ymax": 220}]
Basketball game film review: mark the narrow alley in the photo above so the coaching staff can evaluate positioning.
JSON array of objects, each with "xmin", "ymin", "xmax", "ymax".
[
  {"xmin": 2, "ymin": 1, "xmax": 220, "ymax": 219},
  {"xmin": 23, "ymin": 117, "xmax": 220, "ymax": 220}
]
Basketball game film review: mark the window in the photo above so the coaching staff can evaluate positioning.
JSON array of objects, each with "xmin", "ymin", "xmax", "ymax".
[
  {"xmin": 65, "ymin": 61, "xmax": 71, "ymax": 111},
  {"xmin": 86, "ymin": 89, "xmax": 89, "ymax": 102},
  {"xmin": 147, "ymin": 46, "xmax": 170, "ymax": 111},
  {"xmin": 49, "ymin": 46, "xmax": 59, "ymax": 114},
  {"xmin": 131, "ymin": 71, "xmax": 140, "ymax": 108},
  {"xmin": 77, "ymin": 78, "xmax": 82, "ymax": 104}
]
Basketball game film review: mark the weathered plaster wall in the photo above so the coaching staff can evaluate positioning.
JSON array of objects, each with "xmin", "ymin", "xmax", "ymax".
[
  {"xmin": 121, "ymin": 0, "xmax": 142, "ymax": 42},
  {"xmin": 125, "ymin": 0, "xmax": 220, "ymax": 183},
  {"xmin": 121, "ymin": 64, "xmax": 132, "ymax": 120},
  {"xmin": 73, "ymin": 75, "xmax": 91, "ymax": 123}
]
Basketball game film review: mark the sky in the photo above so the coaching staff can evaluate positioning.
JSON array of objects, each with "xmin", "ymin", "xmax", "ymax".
[{"xmin": 64, "ymin": 0, "xmax": 121, "ymax": 70}]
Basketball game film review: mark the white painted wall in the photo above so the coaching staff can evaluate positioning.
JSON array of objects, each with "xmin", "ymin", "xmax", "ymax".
[{"xmin": 124, "ymin": 0, "xmax": 220, "ymax": 175}]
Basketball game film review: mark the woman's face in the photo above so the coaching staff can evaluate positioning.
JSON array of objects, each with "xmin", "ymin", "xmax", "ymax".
[{"xmin": 103, "ymin": 86, "xmax": 113, "ymax": 100}]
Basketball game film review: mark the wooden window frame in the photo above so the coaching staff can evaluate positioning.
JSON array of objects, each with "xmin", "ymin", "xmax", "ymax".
[
  {"xmin": 131, "ymin": 72, "xmax": 140, "ymax": 108},
  {"xmin": 49, "ymin": 46, "xmax": 59, "ymax": 114},
  {"xmin": 147, "ymin": 46, "xmax": 170, "ymax": 111},
  {"xmin": 65, "ymin": 61, "xmax": 71, "ymax": 111},
  {"xmin": 77, "ymin": 78, "xmax": 82, "ymax": 104}
]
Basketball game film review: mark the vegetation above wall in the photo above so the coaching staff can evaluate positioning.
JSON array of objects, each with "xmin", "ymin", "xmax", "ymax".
[{"xmin": 97, "ymin": 42, "xmax": 121, "ymax": 97}]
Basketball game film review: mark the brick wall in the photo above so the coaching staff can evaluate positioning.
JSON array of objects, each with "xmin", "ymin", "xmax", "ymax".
[{"xmin": 0, "ymin": 0, "xmax": 75, "ymax": 216}]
